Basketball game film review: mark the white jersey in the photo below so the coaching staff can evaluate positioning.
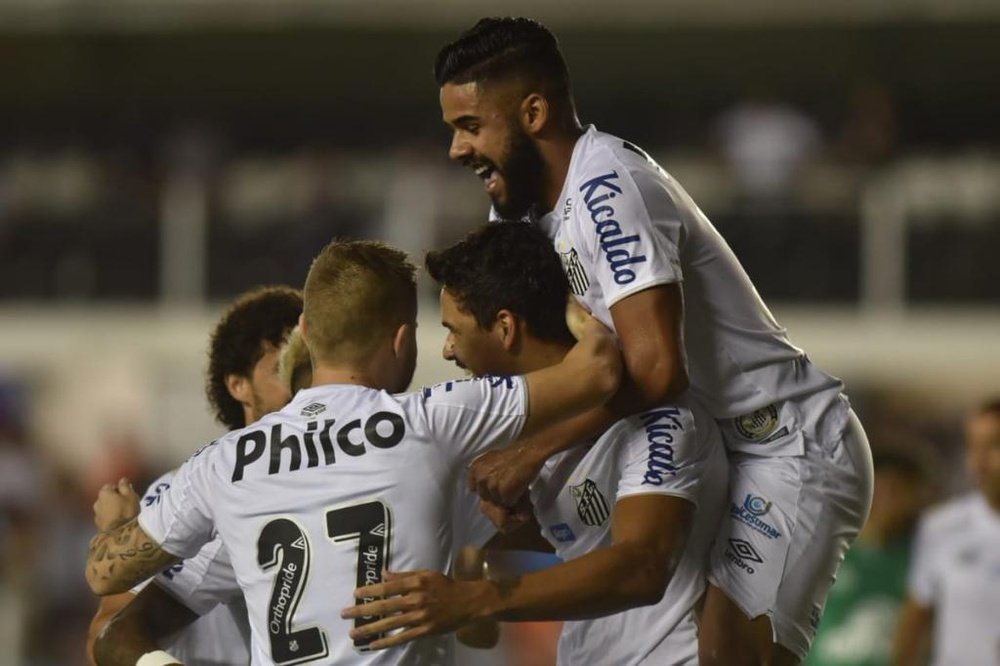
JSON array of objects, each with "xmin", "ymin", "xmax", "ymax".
[
  {"xmin": 530, "ymin": 398, "xmax": 727, "ymax": 665},
  {"xmin": 532, "ymin": 125, "xmax": 844, "ymax": 456},
  {"xmin": 139, "ymin": 378, "xmax": 527, "ymax": 666},
  {"xmin": 137, "ymin": 471, "xmax": 251, "ymax": 665},
  {"xmin": 907, "ymin": 493, "xmax": 1000, "ymax": 666}
]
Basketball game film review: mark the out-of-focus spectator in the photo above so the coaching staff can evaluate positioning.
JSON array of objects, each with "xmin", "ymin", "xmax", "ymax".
[
  {"xmin": 893, "ymin": 398, "xmax": 1000, "ymax": 666},
  {"xmin": 839, "ymin": 82, "xmax": 898, "ymax": 167},
  {"xmin": 715, "ymin": 93, "xmax": 823, "ymax": 209},
  {"xmin": 807, "ymin": 448, "xmax": 933, "ymax": 666}
]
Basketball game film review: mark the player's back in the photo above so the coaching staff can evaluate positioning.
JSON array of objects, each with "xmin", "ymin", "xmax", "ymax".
[{"xmin": 164, "ymin": 379, "xmax": 526, "ymax": 665}]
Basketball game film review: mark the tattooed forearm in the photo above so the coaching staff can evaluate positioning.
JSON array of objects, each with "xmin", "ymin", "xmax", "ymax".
[{"xmin": 85, "ymin": 518, "xmax": 179, "ymax": 595}]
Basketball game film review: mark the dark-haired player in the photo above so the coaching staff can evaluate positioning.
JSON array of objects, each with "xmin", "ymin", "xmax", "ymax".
[
  {"xmin": 434, "ymin": 17, "xmax": 873, "ymax": 664},
  {"xmin": 88, "ymin": 285, "xmax": 302, "ymax": 665},
  {"xmin": 346, "ymin": 222, "xmax": 727, "ymax": 665},
  {"xmin": 894, "ymin": 399, "xmax": 1000, "ymax": 665},
  {"xmin": 85, "ymin": 240, "xmax": 622, "ymax": 665}
]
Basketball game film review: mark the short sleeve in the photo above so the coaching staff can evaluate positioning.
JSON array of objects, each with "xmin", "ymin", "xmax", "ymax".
[
  {"xmin": 153, "ymin": 539, "xmax": 242, "ymax": 616},
  {"xmin": 616, "ymin": 406, "xmax": 703, "ymax": 504},
  {"xmin": 137, "ymin": 443, "xmax": 218, "ymax": 560},
  {"xmin": 574, "ymin": 157, "xmax": 685, "ymax": 308},
  {"xmin": 416, "ymin": 375, "xmax": 528, "ymax": 464},
  {"xmin": 907, "ymin": 517, "xmax": 939, "ymax": 605}
]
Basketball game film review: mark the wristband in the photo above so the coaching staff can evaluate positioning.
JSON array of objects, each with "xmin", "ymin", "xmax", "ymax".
[{"xmin": 136, "ymin": 650, "xmax": 181, "ymax": 666}]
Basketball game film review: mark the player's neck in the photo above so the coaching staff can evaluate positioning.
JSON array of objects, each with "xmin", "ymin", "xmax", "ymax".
[
  {"xmin": 538, "ymin": 125, "xmax": 584, "ymax": 214},
  {"xmin": 512, "ymin": 338, "xmax": 572, "ymax": 375},
  {"xmin": 310, "ymin": 365, "xmax": 391, "ymax": 392}
]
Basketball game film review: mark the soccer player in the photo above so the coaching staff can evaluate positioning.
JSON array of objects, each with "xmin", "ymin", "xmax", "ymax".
[
  {"xmin": 88, "ymin": 285, "xmax": 302, "ymax": 665},
  {"xmin": 434, "ymin": 17, "xmax": 874, "ymax": 664},
  {"xmin": 345, "ymin": 222, "xmax": 727, "ymax": 664},
  {"xmin": 893, "ymin": 399, "xmax": 1000, "ymax": 665},
  {"xmin": 85, "ymin": 239, "xmax": 622, "ymax": 665}
]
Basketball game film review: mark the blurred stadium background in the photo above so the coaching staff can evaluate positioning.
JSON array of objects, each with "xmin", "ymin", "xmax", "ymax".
[{"xmin": 0, "ymin": 1, "xmax": 998, "ymax": 664}]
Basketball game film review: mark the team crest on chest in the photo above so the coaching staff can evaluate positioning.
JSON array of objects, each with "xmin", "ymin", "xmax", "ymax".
[
  {"xmin": 569, "ymin": 478, "xmax": 611, "ymax": 527},
  {"xmin": 559, "ymin": 246, "xmax": 590, "ymax": 297}
]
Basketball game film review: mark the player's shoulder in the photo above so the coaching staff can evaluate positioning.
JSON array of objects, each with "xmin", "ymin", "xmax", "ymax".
[
  {"xmin": 410, "ymin": 375, "xmax": 521, "ymax": 405},
  {"xmin": 573, "ymin": 127, "xmax": 666, "ymax": 186},
  {"xmin": 141, "ymin": 469, "xmax": 178, "ymax": 508},
  {"xmin": 919, "ymin": 493, "xmax": 983, "ymax": 537}
]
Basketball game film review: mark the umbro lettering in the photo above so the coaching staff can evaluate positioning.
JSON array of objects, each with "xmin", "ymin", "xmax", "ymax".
[
  {"xmin": 232, "ymin": 411, "xmax": 406, "ymax": 482},
  {"xmin": 580, "ymin": 171, "xmax": 647, "ymax": 285}
]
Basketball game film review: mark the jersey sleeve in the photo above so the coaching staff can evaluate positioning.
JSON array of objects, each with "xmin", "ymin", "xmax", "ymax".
[
  {"xmin": 906, "ymin": 516, "xmax": 940, "ymax": 605},
  {"xmin": 152, "ymin": 538, "xmax": 242, "ymax": 616},
  {"xmin": 417, "ymin": 375, "xmax": 528, "ymax": 465},
  {"xmin": 574, "ymin": 153, "xmax": 685, "ymax": 308},
  {"xmin": 137, "ymin": 442, "xmax": 219, "ymax": 560},
  {"xmin": 615, "ymin": 405, "xmax": 704, "ymax": 504}
]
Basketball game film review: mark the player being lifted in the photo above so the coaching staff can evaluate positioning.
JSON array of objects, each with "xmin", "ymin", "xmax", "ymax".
[
  {"xmin": 345, "ymin": 222, "xmax": 727, "ymax": 665},
  {"xmin": 434, "ymin": 17, "xmax": 874, "ymax": 664},
  {"xmin": 85, "ymin": 239, "xmax": 622, "ymax": 665},
  {"xmin": 87, "ymin": 285, "xmax": 302, "ymax": 665}
]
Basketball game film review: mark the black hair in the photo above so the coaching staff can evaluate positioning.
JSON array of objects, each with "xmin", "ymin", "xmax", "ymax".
[
  {"xmin": 425, "ymin": 222, "xmax": 574, "ymax": 345},
  {"xmin": 434, "ymin": 17, "xmax": 572, "ymax": 104},
  {"xmin": 206, "ymin": 286, "xmax": 303, "ymax": 430}
]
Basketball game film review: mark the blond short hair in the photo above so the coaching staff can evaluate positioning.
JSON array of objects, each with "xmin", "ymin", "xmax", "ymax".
[
  {"xmin": 278, "ymin": 325, "xmax": 313, "ymax": 394},
  {"xmin": 303, "ymin": 239, "xmax": 417, "ymax": 365}
]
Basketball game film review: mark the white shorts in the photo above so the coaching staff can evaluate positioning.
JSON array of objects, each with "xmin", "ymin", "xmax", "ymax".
[{"xmin": 708, "ymin": 399, "xmax": 874, "ymax": 659}]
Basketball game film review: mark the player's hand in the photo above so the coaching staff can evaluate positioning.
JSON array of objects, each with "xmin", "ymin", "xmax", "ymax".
[
  {"xmin": 93, "ymin": 477, "xmax": 140, "ymax": 532},
  {"xmin": 479, "ymin": 497, "xmax": 533, "ymax": 533},
  {"xmin": 342, "ymin": 570, "xmax": 487, "ymax": 649},
  {"xmin": 467, "ymin": 444, "xmax": 546, "ymax": 507}
]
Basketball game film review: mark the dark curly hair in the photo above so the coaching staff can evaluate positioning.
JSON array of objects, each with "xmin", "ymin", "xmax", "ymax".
[
  {"xmin": 434, "ymin": 17, "xmax": 573, "ymax": 106},
  {"xmin": 425, "ymin": 222, "xmax": 574, "ymax": 345},
  {"xmin": 206, "ymin": 286, "xmax": 303, "ymax": 430}
]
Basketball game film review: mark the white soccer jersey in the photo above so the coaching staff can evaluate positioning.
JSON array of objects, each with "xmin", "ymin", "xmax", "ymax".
[
  {"xmin": 139, "ymin": 378, "xmax": 527, "ymax": 666},
  {"xmin": 531, "ymin": 125, "xmax": 844, "ymax": 455},
  {"xmin": 137, "ymin": 472, "xmax": 251, "ymax": 665},
  {"xmin": 530, "ymin": 398, "xmax": 727, "ymax": 665},
  {"xmin": 908, "ymin": 493, "xmax": 1000, "ymax": 666}
]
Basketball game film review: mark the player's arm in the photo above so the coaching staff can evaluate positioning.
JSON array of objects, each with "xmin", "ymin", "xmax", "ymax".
[
  {"xmin": 93, "ymin": 582, "xmax": 196, "ymax": 666},
  {"xmin": 86, "ymin": 517, "xmax": 179, "ymax": 596},
  {"xmin": 87, "ymin": 592, "xmax": 134, "ymax": 666},
  {"xmin": 344, "ymin": 494, "xmax": 692, "ymax": 648},
  {"xmin": 608, "ymin": 283, "xmax": 687, "ymax": 409},
  {"xmin": 892, "ymin": 596, "xmax": 934, "ymax": 666},
  {"xmin": 517, "ymin": 308, "xmax": 622, "ymax": 439}
]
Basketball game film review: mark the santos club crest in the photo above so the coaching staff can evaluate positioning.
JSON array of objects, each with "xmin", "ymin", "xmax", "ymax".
[{"xmin": 570, "ymin": 478, "xmax": 611, "ymax": 527}]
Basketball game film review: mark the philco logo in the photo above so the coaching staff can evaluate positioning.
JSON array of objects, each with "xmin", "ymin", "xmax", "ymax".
[
  {"xmin": 579, "ymin": 171, "xmax": 647, "ymax": 286},
  {"xmin": 729, "ymin": 494, "xmax": 781, "ymax": 539},
  {"xmin": 570, "ymin": 479, "xmax": 611, "ymax": 527}
]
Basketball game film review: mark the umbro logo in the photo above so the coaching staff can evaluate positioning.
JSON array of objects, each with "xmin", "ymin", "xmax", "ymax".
[{"xmin": 301, "ymin": 402, "xmax": 326, "ymax": 417}]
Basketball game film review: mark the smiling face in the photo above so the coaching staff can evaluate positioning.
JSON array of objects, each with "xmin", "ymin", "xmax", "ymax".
[
  {"xmin": 967, "ymin": 408, "xmax": 1000, "ymax": 507},
  {"xmin": 440, "ymin": 81, "xmax": 547, "ymax": 220}
]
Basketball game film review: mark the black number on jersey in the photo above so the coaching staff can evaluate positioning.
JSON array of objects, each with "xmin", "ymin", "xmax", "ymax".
[
  {"xmin": 257, "ymin": 518, "xmax": 330, "ymax": 665},
  {"xmin": 256, "ymin": 501, "xmax": 393, "ymax": 662},
  {"xmin": 326, "ymin": 500, "xmax": 392, "ymax": 651}
]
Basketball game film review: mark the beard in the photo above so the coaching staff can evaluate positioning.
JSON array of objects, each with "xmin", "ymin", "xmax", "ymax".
[{"xmin": 491, "ymin": 126, "xmax": 547, "ymax": 221}]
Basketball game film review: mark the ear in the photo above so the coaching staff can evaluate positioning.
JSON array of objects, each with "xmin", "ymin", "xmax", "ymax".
[
  {"xmin": 392, "ymin": 322, "xmax": 414, "ymax": 359},
  {"xmin": 520, "ymin": 93, "xmax": 549, "ymax": 135},
  {"xmin": 493, "ymin": 309, "xmax": 520, "ymax": 351},
  {"xmin": 225, "ymin": 373, "xmax": 252, "ymax": 407},
  {"xmin": 297, "ymin": 313, "xmax": 307, "ymax": 341}
]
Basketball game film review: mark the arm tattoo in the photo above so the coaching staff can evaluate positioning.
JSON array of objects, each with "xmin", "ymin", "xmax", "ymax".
[{"xmin": 86, "ymin": 518, "xmax": 179, "ymax": 595}]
